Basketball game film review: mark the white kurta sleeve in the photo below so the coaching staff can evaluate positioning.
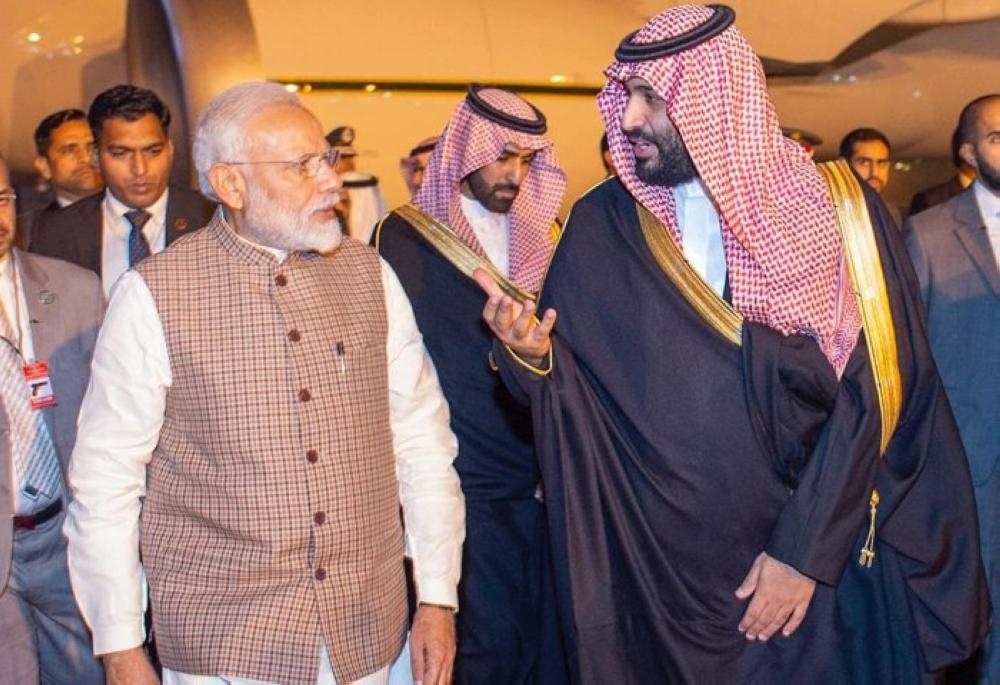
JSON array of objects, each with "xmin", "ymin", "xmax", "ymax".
[
  {"xmin": 63, "ymin": 270, "xmax": 172, "ymax": 655},
  {"xmin": 380, "ymin": 258, "xmax": 465, "ymax": 609}
]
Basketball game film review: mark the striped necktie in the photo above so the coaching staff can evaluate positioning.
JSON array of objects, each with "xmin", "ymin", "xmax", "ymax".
[
  {"xmin": 0, "ymin": 302, "xmax": 63, "ymax": 514},
  {"xmin": 126, "ymin": 209, "xmax": 153, "ymax": 267}
]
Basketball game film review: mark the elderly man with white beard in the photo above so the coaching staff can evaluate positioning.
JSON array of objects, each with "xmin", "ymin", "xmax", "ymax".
[{"xmin": 64, "ymin": 81, "xmax": 465, "ymax": 685}]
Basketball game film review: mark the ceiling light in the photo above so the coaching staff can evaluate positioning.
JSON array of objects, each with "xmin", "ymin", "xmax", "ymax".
[
  {"xmin": 27, "ymin": 32, "xmax": 41, "ymax": 43},
  {"xmin": 364, "ymin": 84, "xmax": 377, "ymax": 93},
  {"xmin": 549, "ymin": 74, "xmax": 568, "ymax": 84},
  {"xmin": 284, "ymin": 83, "xmax": 300, "ymax": 93},
  {"xmin": 73, "ymin": 35, "xmax": 84, "ymax": 44}
]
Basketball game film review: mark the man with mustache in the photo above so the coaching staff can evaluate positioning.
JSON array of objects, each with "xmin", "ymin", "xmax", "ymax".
[
  {"xmin": 839, "ymin": 127, "xmax": 902, "ymax": 227},
  {"xmin": 476, "ymin": 5, "xmax": 987, "ymax": 683},
  {"xmin": 375, "ymin": 86, "xmax": 568, "ymax": 683},
  {"xmin": 30, "ymin": 85, "xmax": 214, "ymax": 295},
  {"xmin": 16, "ymin": 109, "xmax": 104, "ymax": 248},
  {"xmin": 65, "ymin": 81, "xmax": 465, "ymax": 685}
]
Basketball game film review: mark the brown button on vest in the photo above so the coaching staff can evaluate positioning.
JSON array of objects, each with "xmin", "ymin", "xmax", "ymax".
[{"xmin": 136, "ymin": 215, "xmax": 405, "ymax": 685}]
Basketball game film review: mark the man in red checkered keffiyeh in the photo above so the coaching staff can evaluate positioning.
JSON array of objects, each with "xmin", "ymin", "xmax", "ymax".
[
  {"xmin": 411, "ymin": 86, "xmax": 566, "ymax": 293},
  {"xmin": 476, "ymin": 5, "xmax": 988, "ymax": 683},
  {"xmin": 598, "ymin": 4, "xmax": 861, "ymax": 375},
  {"xmin": 374, "ymin": 88, "xmax": 570, "ymax": 683}
]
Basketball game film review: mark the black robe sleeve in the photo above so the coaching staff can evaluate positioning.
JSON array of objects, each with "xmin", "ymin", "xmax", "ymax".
[{"xmin": 750, "ymin": 185, "xmax": 989, "ymax": 668}]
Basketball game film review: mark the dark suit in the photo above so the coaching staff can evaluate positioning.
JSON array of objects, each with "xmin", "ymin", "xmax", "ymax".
[
  {"xmin": 0, "ymin": 249, "xmax": 105, "ymax": 684},
  {"xmin": 904, "ymin": 187, "xmax": 1000, "ymax": 683},
  {"xmin": 15, "ymin": 198, "xmax": 60, "ymax": 252},
  {"xmin": 908, "ymin": 174, "xmax": 966, "ymax": 216},
  {"xmin": 29, "ymin": 187, "xmax": 215, "ymax": 278}
]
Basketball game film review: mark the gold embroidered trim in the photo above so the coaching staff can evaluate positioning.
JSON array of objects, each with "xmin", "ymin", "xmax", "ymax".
[
  {"xmin": 817, "ymin": 160, "xmax": 902, "ymax": 455},
  {"xmin": 635, "ymin": 202, "xmax": 743, "ymax": 346},
  {"xmin": 503, "ymin": 341, "xmax": 554, "ymax": 377},
  {"xmin": 818, "ymin": 160, "xmax": 902, "ymax": 569},
  {"xmin": 393, "ymin": 204, "xmax": 535, "ymax": 303}
]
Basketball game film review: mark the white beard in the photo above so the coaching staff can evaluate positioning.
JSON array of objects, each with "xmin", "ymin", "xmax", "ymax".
[{"xmin": 244, "ymin": 183, "xmax": 343, "ymax": 254}]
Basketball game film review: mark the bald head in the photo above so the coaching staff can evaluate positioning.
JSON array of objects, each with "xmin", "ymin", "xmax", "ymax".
[
  {"xmin": 958, "ymin": 94, "xmax": 1000, "ymax": 147},
  {"xmin": 957, "ymin": 94, "xmax": 1000, "ymax": 192}
]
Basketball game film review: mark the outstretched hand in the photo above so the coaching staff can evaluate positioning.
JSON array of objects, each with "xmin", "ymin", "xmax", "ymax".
[
  {"xmin": 473, "ymin": 269, "xmax": 557, "ymax": 365},
  {"xmin": 734, "ymin": 551, "xmax": 816, "ymax": 641}
]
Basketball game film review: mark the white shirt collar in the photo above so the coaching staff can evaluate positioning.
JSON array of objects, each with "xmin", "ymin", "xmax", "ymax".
[
  {"xmin": 674, "ymin": 177, "xmax": 709, "ymax": 200},
  {"xmin": 973, "ymin": 179, "xmax": 1000, "ymax": 227},
  {"xmin": 104, "ymin": 187, "xmax": 170, "ymax": 239},
  {"xmin": 459, "ymin": 193, "xmax": 508, "ymax": 226},
  {"xmin": 459, "ymin": 193, "xmax": 510, "ymax": 275},
  {"xmin": 221, "ymin": 213, "xmax": 289, "ymax": 262}
]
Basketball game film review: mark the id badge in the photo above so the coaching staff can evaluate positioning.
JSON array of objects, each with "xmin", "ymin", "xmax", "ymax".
[{"xmin": 23, "ymin": 360, "xmax": 58, "ymax": 409}]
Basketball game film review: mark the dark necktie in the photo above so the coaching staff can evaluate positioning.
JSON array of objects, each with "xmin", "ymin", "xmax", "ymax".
[{"xmin": 126, "ymin": 210, "xmax": 152, "ymax": 267}]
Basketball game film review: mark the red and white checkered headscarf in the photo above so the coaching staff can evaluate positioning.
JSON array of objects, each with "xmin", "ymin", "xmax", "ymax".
[
  {"xmin": 413, "ymin": 88, "xmax": 567, "ymax": 293},
  {"xmin": 599, "ymin": 5, "xmax": 861, "ymax": 374}
]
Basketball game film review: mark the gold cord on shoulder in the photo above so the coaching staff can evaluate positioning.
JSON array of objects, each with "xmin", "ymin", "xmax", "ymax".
[
  {"xmin": 817, "ymin": 159, "xmax": 903, "ymax": 569},
  {"xmin": 394, "ymin": 204, "xmax": 535, "ymax": 303},
  {"xmin": 635, "ymin": 202, "xmax": 743, "ymax": 346}
]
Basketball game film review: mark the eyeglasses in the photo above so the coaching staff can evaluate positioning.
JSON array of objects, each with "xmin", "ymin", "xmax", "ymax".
[
  {"xmin": 226, "ymin": 149, "xmax": 340, "ymax": 178},
  {"xmin": 0, "ymin": 190, "xmax": 16, "ymax": 210}
]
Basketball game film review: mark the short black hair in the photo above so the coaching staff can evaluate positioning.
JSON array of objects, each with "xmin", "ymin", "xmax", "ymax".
[
  {"xmin": 838, "ymin": 128, "xmax": 891, "ymax": 159},
  {"xmin": 949, "ymin": 125, "xmax": 964, "ymax": 169},
  {"xmin": 34, "ymin": 109, "xmax": 87, "ymax": 156},
  {"xmin": 956, "ymin": 94, "xmax": 1000, "ymax": 150},
  {"xmin": 88, "ymin": 84, "xmax": 171, "ymax": 143}
]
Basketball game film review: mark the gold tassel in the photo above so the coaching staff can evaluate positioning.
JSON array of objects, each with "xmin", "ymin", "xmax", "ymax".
[{"xmin": 858, "ymin": 489, "xmax": 879, "ymax": 568}]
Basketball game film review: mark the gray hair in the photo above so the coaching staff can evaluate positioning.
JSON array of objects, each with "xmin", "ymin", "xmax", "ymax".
[{"xmin": 193, "ymin": 81, "xmax": 301, "ymax": 201}]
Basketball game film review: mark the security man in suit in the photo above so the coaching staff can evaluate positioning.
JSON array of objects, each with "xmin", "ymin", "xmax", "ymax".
[
  {"xmin": 30, "ymin": 85, "xmax": 215, "ymax": 295},
  {"xmin": 0, "ymin": 153, "xmax": 105, "ymax": 683},
  {"xmin": 16, "ymin": 109, "xmax": 104, "ymax": 249},
  {"xmin": 904, "ymin": 93, "xmax": 1000, "ymax": 684}
]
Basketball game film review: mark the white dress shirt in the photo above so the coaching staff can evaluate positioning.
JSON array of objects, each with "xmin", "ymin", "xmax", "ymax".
[
  {"xmin": 100, "ymin": 189, "xmax": 169, "ymax": 297},
  {"xmin": 675, "ymin": 178, "xmax": 727, "ymax": 297},
  {"xmin": 0, "ymin": 253, "xmax": 35, "ymax": 360},
  {"xmin": 973, "ymin": 179, "xmax": 1000, "ymax": 271},
  {"xmin": 460, "ymin": 193, "xmax": 510, "ymax": 275},
  {"xmin": 2, "ymin": 252, "xmax": 40, "ymax": 514},
  {"xmin": 65, "ymin": 235, "xmax": 464, "ymax": 683}
]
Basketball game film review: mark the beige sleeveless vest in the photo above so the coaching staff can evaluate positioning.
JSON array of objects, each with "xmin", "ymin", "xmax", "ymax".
[{"xmin": 136, "ymin": 215, "xmax": 405, "ymax": 685}]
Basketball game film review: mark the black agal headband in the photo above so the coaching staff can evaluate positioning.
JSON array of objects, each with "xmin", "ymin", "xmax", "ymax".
[
  {"xmin": 615, "ymin": 4, "xmax": 735, "ymax": 62},
  {"xmin": 465, "ymin": 85, "xmax": 547, "ymax": 135}
]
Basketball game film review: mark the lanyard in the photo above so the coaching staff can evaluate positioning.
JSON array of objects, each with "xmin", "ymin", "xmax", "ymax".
[{"xmin": 1, "ymin": 254, "xmax": 28, "ymax": 360}]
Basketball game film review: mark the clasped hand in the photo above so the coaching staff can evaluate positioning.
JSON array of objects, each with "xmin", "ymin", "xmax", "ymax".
[{"xmin": 735, "ymin": 552, "xmax": 816, "ymax": 641}]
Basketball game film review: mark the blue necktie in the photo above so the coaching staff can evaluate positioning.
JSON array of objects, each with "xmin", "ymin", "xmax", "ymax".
[{"xmin": 126, "ymin": 210, "xmax": 152, "ymax": 267}]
